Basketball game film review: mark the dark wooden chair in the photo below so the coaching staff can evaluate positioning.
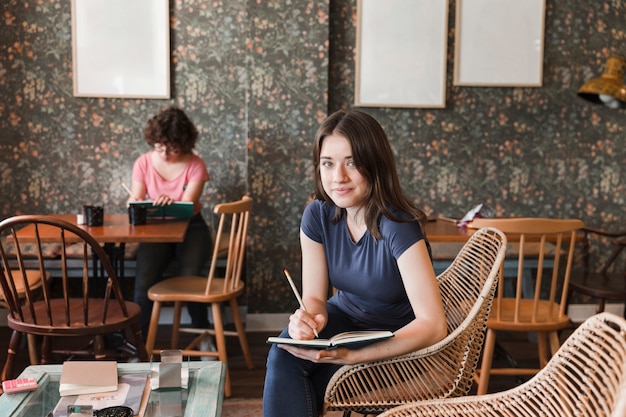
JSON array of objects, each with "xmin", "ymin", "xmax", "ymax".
[
  {"xmin": 0, "ymin": 215, "xmax": 148, "ymax": 383},
  {"xmin": 568, "ymin": 226, "xmax": 626, "ymax": 319}
]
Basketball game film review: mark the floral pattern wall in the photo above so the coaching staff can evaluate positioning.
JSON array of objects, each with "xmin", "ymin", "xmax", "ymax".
[{"xmin": 1, "ymin": 0, "xmax": 624, "ymax": 314}]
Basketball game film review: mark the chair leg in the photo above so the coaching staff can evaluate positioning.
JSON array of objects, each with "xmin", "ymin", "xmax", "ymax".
[
  {"xmin": 172, "ymin": 301, "xmax": 182, "ymax": 349},
  {"xmin": 477, "ymin": 328, "xmax": 497, "ymax": 395},
  {"xmin": 94, "ymin": 335, "xmax": 106, "ymax": 360},
  {"xmin": 548, "ymin": 331, "xmax": 560, "ymax": 357},
  {"xmin": 537, "ymin": 332, "xmax": 549, "ymax": 368},
  {"xmin": 27, "ymin": 334, "xmax": 38, "ymax": 365},
  {"xmin": 145, "ymin": 301, "xmax": 163, "ymax": 358},
  {"xmin": 229, "ymin": 298, "xmax": 253, "ymax": 369},
  {"xmin": 1, "ymin": 330, "xmax": 22, "ymax": 382},
  {"xmin": 41, "ymin": 336, "xmax": 52, "ymax": 364},
  {"xmin": 211, "ymin": 302, "xmax": 231, "ymax": 397},
  {"xmin": 130, "ymin": 322, "xmax": 149, "ymax": 361}
]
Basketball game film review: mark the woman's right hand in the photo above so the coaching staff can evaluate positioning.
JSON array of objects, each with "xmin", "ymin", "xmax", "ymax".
[
  {"xmin": 288, "ymin": 308, "xmax": 323, "ymax": 340},
  {"xmin": 152, "ymin": 194, "xmax": 175, "ymax": 206}
]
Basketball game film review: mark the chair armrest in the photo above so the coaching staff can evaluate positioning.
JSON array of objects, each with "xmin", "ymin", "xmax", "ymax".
[
  {"xmin": 581, "ymin": 227, "xmax": 626, "ymax": 273},
  {"xmin": 582, "ymin": 226, "xmax": 626, "ymax": 238},
  {"xmin": 323, "ymin": 307, "xmax": 490, "ymax": 414}
]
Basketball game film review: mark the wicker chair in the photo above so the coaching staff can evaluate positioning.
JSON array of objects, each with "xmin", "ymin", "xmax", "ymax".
[
  {"xmin": 323, "ymin": 227, "xmax": 507, "ymax": 416},
  {"xmin": 379, "ymin": 312, "xmax": 626, "ymax": 417}
]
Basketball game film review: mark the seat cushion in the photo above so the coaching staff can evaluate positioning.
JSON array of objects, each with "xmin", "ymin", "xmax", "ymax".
[{"xmin": 0, "ymin": 270, "xmax": 48, "ymax": 305}]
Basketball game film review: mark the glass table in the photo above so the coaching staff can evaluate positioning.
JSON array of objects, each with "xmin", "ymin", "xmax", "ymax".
[{"xmin": 0, "ymin": 362, "xmax": 225, "ymax": 417}]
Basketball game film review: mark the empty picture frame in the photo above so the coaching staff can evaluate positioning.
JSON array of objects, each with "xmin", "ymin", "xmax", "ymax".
[
  {"xmin": 355, "ymin": 0, "xmax": 449, "ymax": 108},
  {"xmin": 71, "ymin": 0, "xmax": 170, "ymax": 98},
  {"xmin": 454, "ymin": 0, "xmax": 546, "ymax": 87}
]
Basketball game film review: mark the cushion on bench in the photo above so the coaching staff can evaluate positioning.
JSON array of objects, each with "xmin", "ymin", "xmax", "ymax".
[
  {"xmin": 63, "ymin": 242, "xmax": 139, "ymax": 259},
  {"xmin": 2, "ymin": 238, "xmax": 63, "ymax": 259}
]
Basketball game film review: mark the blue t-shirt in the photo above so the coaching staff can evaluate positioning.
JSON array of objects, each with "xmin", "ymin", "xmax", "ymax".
[{"xmin": 301, "ymin": 199, "xmax": 429, "ymax": 329}]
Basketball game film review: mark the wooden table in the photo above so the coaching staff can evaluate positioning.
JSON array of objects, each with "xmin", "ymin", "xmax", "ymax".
[
  {"xmin": 0, "ymin": 362, "xmax": 225, "ymax": 417},
  {"xmin": 424, "ymin": 218, "xmax": 474, "ymax": 242},
  {"xmin": 12, "ymin": 213, "xmax": 190, "ymax": 282},
  {"xmin": 13, "ymin": 213, "xmax": 190, "ymax": 244},
  {"xmin": 424, "ymin": 218, "xmax": 574, "ymax": 299},
  {"xmin": 423, "ymin": 219, "xmax": 481, "ymax": 274},
  {"xmin": 423, "ymin": 217, "xmax": 581, "ymax": 243}
]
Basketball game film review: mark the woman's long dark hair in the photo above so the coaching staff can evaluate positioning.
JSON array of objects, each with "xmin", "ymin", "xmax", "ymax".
[{"xmin": 312, "ymin": 109, "xmax": 426, "ymax": 239}]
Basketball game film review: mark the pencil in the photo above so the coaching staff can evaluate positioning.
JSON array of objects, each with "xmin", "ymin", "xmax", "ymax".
[
  {"xmin": 283, "ymin": 269, "xmax": 319, "ymax": 338},
  {"xmin": 121, "ymin": 181, "xmax": 134, "ymax": 199}
]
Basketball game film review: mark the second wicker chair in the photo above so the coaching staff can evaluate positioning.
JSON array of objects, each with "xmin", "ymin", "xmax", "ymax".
[{"xmin": 379, "ymin": 312, "xmax": 626, "ymax": 417}]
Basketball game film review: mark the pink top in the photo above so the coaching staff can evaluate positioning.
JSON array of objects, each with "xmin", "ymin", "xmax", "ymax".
[{"xmin": 132, "ymin": 152, "xmax": 210, "ymax": 214}]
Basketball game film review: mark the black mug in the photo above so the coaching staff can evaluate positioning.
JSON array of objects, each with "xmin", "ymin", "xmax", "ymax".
[
  {"xmin": 83, "ymin": 205, "xmax": 104, "ymax": 226},
  {"xmin": 128, "ymin": 205, "xmax": 147, "ymax": 225}
]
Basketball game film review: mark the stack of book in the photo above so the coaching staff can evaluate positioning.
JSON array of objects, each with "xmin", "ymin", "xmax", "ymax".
[{"xmin": 54, "ymin": 361, "xmax": 149, "ymax": 417}]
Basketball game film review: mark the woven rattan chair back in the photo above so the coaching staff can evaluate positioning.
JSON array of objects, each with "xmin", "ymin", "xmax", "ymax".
[
  {"xmin": 323, "ymin": 227, "xmax": 507, "ymax": 416},
  {"xmin": 379, "ymin": 312, "xmax": 626, "ymax": 417}
]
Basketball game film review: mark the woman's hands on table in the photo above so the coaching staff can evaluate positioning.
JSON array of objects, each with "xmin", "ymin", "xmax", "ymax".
[{"xmin": 152, "ymin": 194, "xmax": 175, "ymax": 206}]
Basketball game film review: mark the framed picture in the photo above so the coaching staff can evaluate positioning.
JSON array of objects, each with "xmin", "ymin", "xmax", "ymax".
[
  {"xmin": 71, "ymin": 0, "xmax": 170, "ymax": 98},
  {"xmin": 355, "ymin": 0, "xmax": 449, "ymax": 108},
  {"xmin": 454, "ymin": 0, "xmax": 546, "ymax": 87}
]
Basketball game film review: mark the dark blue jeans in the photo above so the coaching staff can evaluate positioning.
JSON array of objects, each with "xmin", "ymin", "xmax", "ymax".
[
  {"xmin": 263, "ymin": 302, "xmax": 367, "ymax": 417},
  {"xmin": 134, "ymin": 214, "xmax": 212, "ymax": 337}
]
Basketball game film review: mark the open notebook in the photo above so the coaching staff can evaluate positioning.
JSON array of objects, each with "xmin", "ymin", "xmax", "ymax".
[{"xmin": 267, "ymin": 330, "xmax": 394, "ymax": 350}]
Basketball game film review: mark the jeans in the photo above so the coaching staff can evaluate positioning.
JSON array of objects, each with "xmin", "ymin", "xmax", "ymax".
[
  {"xmin": 134, "ymin": 214, "xmax": 212, "ymax": 337},
  {"xmin": 263, "ymin": 302, "xmax": 367, "ymax": 417}
]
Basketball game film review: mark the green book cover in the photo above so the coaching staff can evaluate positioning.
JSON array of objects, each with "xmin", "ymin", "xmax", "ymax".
[{"xmin": 130, "ymin": 201, "xmax": 194, "ymax": 219}]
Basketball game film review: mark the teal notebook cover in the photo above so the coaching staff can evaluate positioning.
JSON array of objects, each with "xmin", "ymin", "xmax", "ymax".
[{"xmin": 130, "ymin": 201, "xmax": 194, "ymax": 219}]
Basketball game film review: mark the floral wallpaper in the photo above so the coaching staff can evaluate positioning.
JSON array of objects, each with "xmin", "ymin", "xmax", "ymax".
[{"xmin": 1, "ymin": 0, "xmax": 625, "ymax": 313}]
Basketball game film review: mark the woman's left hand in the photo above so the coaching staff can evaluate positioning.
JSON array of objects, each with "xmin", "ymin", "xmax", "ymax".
[{"xmin": 277, "ymin": 345, "xmax": 356, "ymax": 365}]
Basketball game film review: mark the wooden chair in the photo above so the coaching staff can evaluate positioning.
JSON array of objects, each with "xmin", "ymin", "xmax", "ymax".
[
  {"xmin": 323, "ymin": 227, "xmax": 507, "ymax": 416},
  {"xmin": 567, "ymin": 226, "xmax": 626, "ymax": 319},
  {"xmin": 0, "ymin": 269, "xmax": 50, "ymax": 366},
  {"xmin": 0, "ymin": 215, "xmax": 148, "ymax": 383},
  {"xmin": 144, "ymin": 196, "xmax": 254, "ymax": 398},
  {"xmin": 469, "ymin": 217, "xmax": 584, "ymax": 395},
  {"xmin": 378, "ymin": 312, "xmax": 626, "ymax": 417}
]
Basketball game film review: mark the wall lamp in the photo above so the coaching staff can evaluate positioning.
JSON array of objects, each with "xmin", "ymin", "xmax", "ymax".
[{"xmin": 578, "ymin": 56, "xmax": 626, "ymax": 109}]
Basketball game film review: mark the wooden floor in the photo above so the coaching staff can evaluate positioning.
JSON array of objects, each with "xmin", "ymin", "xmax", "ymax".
[{"xmin": 0, "ymin": 324, "xmax": 575, "ymax": 399}]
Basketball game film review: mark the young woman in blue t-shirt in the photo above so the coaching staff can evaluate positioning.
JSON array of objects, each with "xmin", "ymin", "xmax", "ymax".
[{"xmin": 263, "ymin": 109, "xmax": 446, "ymax": 417}]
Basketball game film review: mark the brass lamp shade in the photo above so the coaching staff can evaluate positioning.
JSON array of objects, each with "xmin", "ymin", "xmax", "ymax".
[{"xmin": 578, "ymin": 56, "xmax": 626, "ymax": 109}]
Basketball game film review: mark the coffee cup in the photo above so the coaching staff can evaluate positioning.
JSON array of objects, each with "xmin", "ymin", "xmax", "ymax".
[
  {"xmin": 83, "ymin": 205, "xmax": 104, "ymax": 226},
  {"xmin": 128, "ymin": 205, "xmax": 147, "ymax": 225}
]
